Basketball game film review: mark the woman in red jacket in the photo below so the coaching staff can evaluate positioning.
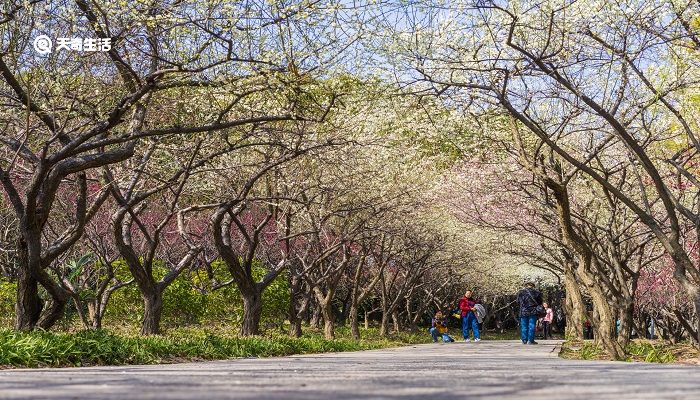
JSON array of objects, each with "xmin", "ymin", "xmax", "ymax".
[{"xmin": 459, "ymin": 290, "xmax": 481, "ymax": 342}]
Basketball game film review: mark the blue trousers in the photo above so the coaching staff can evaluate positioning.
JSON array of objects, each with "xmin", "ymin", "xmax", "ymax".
[
  {"xmin": 430, "ymin": 328, "xmax": 454, "ymax": 342},
  {"xmin": 462, "ymin": 313, "xmax": 480, "ymax": 339},
  {"xmin": 520, "ymin": 315, "xmax": 538, "ymax": 343}
]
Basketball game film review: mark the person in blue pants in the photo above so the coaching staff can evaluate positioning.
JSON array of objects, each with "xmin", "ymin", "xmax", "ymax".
[
  {"xmin": 429, "ymin": 311, "xmax": 455, "ymax": 343},
  {"xmin": 458, "ymin": 290, "xmax": 481, "ymax": 342},
  {"xmin": 517, "ymin": 282, "xmax": 543, "ymax": 344}
]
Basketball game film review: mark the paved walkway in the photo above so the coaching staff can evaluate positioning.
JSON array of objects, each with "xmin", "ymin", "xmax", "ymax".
[{"xmin": 1, "ymin": 340, "xmax": 699, "ymax": 399}]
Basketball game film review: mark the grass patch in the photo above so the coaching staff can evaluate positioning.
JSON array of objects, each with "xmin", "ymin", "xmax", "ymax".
[
  {"xmin": 560, "ymin": 339, "xmax": 698, "ymax": 364},
  {"xmin": 0, "ymin": 326, "xmax": 429, "ymax": 369}
]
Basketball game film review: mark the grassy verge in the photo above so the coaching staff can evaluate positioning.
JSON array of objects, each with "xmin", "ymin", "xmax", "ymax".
[
  {"xmin": 0, "ymin": 326, "xmax": 429, "ymax": 369},
  {"xmin": 559, "ymin": 339, "xmax": 699, "ymax": 364}
]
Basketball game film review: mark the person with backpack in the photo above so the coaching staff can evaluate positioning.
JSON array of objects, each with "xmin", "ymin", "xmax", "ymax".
[
  {"xmin": 517, "ymin": 282, "xmax": 543, "ymax": 345},
  {"xmin": 429, "ymin": 310, "xmax": 455, "ymax": 343},
  {"xmin": 458, "ymin": 290, "xmax": 481, "ymax": 342}
]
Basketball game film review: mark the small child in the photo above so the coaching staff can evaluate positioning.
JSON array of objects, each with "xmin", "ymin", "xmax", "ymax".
[{"xmin": 430, "ymin": 310, "xmax": 455, "ymax": 343}]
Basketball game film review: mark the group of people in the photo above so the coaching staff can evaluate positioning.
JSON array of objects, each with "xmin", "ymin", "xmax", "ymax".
[
  {"xmin": 429, "ymin": 289, "xmax": 481, "ymax": 343},
  {"xmin": 429, "ymin": 282, "xmax": 554, "ymax": 345}
]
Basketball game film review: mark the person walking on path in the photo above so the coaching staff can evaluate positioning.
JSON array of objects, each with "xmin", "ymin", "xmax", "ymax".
[
  {"xmin": 540, "ymin": 303, "xmax": 553, "ymax": 339},
  {"xmin": 517, "ymin": 282, "xmax": 543, "ymax": 345},
  {"xmin": 459, "ymin": 290, "xmax": 481, "ymax": 342},
  {"xmin": 430, "ymin": 311, "xmax": 455, "ymax": 343}
]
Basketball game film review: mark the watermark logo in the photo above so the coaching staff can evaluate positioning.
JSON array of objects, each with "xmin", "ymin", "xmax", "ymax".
[
  {"xmin": 33, "ymin": 35, "xmax": 53, "ymax": 55},
  {"xmin": 32, "ymin": 36, "xmax": 112, "ymax": 55}
]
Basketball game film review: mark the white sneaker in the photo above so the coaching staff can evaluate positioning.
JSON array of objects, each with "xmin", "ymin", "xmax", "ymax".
[
  {"xmin": 464, "ymin": 338, "xmax": 471, "ymax": 342},
  {"xmin": 474, "ymin": 338, "xmax": 481, "ymax": 342}
]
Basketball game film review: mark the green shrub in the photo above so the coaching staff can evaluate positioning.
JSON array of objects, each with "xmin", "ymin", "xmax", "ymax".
[
  {"xmin": 578, "ymin": 342, "xmax": 601, "ymax": 360},
  {"xmin": 626, "ymin": 341, "xmax": 675, "ymax": 363},
  {"xmin": 0, "ymin": 278, "xmax": 15, "ymax": 328},
  {"xmin": 0, "ymin": 326, "xmax": 427, "ymax": 368}
]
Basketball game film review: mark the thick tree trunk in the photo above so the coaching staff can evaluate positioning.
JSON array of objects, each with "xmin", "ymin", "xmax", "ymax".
[
  {"xmin": 240, "ymin": 289, "xmax": 263, "ymax": 336},
  {"xmin": 349, "ymin": 303, "xmax": 360, "ymax": 340},
  {"xmin": 589, "ymin": 290, "xmax": 626, "ymax": 360},
  {"xmin": 15, "ymin": 263, "xmax": 41, "ymax": 331},
  {"xmin": 141, "ymin": 291, "xmax": 163, "ymax": 335},
  {"xmin": 310, "ymin": 305, "xmax": 322, "ymax": 329},
  {"xmin": 287, "ymin": 268, "xmax": 302, "ymax": 337},
  {"xmin": 379, "ymin": 311, "xmax": 390, "ymax": 337},
  {"xmin": 563, "ymin": 268, "xmax": 584, "ymax": 341},
  {"xmin": 289, "ymin": 318, "xmax": 302, "ymax": 338},
  {"xmin": 617, "ymin": 302, "xmax": 634, "ymax": 348},
  {"xmin": 321, "ymin": 302, "xmax": 335, "ymax": 340}
]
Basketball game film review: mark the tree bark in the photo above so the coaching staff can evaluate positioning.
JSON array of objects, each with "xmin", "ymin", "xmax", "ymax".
[
  {"xmin": 694, "ymin": 295, "xmax": 700, "ymax": 348},
  {"xmin": 288, "ymin": 269, "xmax": 302, "ymax": 337},
  {"xmin": 321, "ymin": 302, "xmax": 335, "ymax": 340},
  {"xmin": 617, "ymin": 302, "xmax": 634, "ymax": 348},
  {"xmin": 588, "ymin": 288, "xmax": 625, "ymax": 360},
  {"xmin": 141, "ymin": 290, "xmax": 163, "ymax": 335},
  {"xmin": 563, "ymin": 267, "xmax": 584, "ymax": 341},
  {"xmin": 241, "ymin": 289, "xmax": 263, "ymax": 336},
  {"xmin": 349, "ymin": 303, "xmax": 361, "ymax": 340},
  {"xmin": 310, "ymin": 305, "xmax": 322, "ymax": 329},
  {"xmin": 379, "ymin": 310, "xmax": 390, "ymax": 337},
  {"xmin": 14, "ymin": 258, "xmax": 41, "ymax": 331},
  {"xmin": 288, "ymin": 294, "xmax": 302, "ymax": 337},
  {"xmin": 673, "ymin": 308, "xmax": 698, "ymax": 344},
  {"xmin": 391, "ymin": 310, "xmax": 400, "ymax": 333}
]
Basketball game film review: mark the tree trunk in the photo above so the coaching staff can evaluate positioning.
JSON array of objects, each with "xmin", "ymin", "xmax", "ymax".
[
  {"xmin": 141, "ymin": 291, "xmax": 163, "ymax": 335},
  {"xmin": 391, "ymin": 310, "xmax": 400, "ymax": 333},
  {"xmin": 310, "ymin": 305, "xmax": 322, "ymax": 329},
  {"xmin": 693, "ymin": 295, "xmax": 700, "ymax": 351},
  {"xmin": 288, "ymin": 288, "xmax": 301, "ymax": 337},
  {"xmin": 240, "ymin": 289, "xmax": 263, "ymax": 336},
  {"xmin": 349, "ymin": 303, "xmax": 360, "ymax": 340},
  {"xmin": 14, "ymin": 237, "xmax": 42, "ymax": 330},
  {"xmin": 673, "ymin": 309, "xmax": 698, "ymax": 344},
  {"xmin": 37, "ymin": 294, "xmax": 69, "ymax": 330},
  {"xmin": 364, "ymin": 310, "xmax": 370, "ymax": 330},
  {"xmin": 15, "ymin": 263, "xmax": 41, "ymax": 331},
  {"xmin": 617, "ymin": 302, "xmax": 634, "ymax": 348},
  {"xmin": 337, "ymin": 294, "xmax": 350, "ymax": 327},
  {"xmin": 321, "ymin": 302, "xmax": 335, "ymax": 340},
  {"xmin": 288, "ymin": 268, "xmax": 302, "ymax": 337},
  {"xmin": 563, "ymin": 268, "xmax": 585, "ymax": 341},
  {"xmin": 289, "ymin": 318, "xmax": 302, "ymax": 338},
  {"xmin": 589, "ymin": 290, "xmax": 626, "ymax": 360},
  {"xmin": 379, "ymin": 310, "xmax": 390, "ymax": 337},
  {"xmin": 34, "ymin": 267, "xmax": 70, "ymax": 330},
  {"xmin": 71, "ymin": 295, "xmax": 91, "ymax": 330},
  {"xmin": 87, "ymin": 302, "xmax": 103, "ymax": 330}
]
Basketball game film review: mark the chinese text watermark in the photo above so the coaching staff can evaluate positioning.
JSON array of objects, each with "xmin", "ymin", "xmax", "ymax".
[{"xmin": 33, "ymin": 36, "xmax": 112, "ymax": 55}]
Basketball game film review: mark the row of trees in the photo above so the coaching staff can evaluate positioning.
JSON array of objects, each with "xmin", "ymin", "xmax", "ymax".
[
  {"xmin": 380, "ymin": 0, "xmax": 700, "ymax": 358},
  {"xmin": 0, "ymin": 0, "xmax": 491, "ymax": 338},
  {"xmin": 7, "ymin": 0, "xmax": 697, "ymax": 358}
]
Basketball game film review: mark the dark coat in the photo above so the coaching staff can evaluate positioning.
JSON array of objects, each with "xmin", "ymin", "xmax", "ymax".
[{"xmin": 517, "ymin": 288, "xmax": 543, "ymax": 317}]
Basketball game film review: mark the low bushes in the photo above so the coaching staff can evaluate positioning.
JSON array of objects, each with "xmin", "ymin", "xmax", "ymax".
[
  {"xmin": 0, "ymin": 326, "xmax": 428, "ymax": 368},
  {"xmin": 559, "ymin": 339, "xmax": 696, "ymax": 363}
]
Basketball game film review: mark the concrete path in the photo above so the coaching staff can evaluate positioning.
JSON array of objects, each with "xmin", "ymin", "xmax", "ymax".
[{"xmin": 1, "ymin": 340, "xmax": 699, "ymax": 399}]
